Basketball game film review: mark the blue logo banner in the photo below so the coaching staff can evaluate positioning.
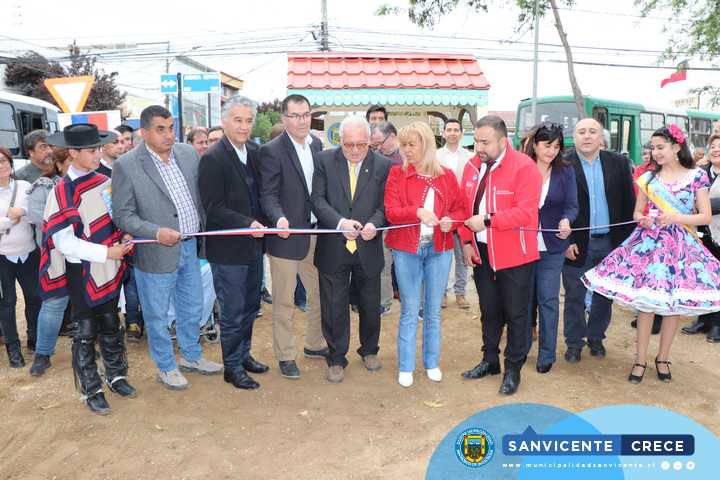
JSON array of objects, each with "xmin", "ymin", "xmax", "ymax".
[{"xmin": 426, "ymin": 403, "xmax": 717, "ymax": 479}]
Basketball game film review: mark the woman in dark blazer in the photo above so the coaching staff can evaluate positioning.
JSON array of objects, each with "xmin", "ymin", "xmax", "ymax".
[{"xmin": 524, "ymin": 123, "xmax": 579, "ymax": 373}]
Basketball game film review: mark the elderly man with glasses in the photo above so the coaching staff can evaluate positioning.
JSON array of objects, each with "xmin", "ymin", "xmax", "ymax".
[{"xmin": 310, "ymin": 116, "xmax": 391, "ymax": 383}]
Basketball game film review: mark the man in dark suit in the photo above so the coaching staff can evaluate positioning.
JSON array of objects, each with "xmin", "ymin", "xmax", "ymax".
[
  {"xmin": 198, "ymin": 95, "xmax": 268, "ymax": 390},
  {"xmin": 311, "ymin": 116, "xmax": 391, "ymax": 383},
  {"xmin": 258, "ymin": 94, "xmax": 328, "ymax": 379},
  {"xmin": 562, "ymin": 118, "xmax": 635, "ymax": 363}
]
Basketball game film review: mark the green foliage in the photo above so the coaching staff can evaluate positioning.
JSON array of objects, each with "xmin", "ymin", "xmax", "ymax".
[
  {"xmin": 636, "ymin": 0, "xmax": 720, "ymax": 60},
  {"xmin": 376, "ymin": 0, "xmax": 575, "ymax": 28},
  {"xmin": 251, "ymin": 109, "xmax": 282, "ymax": 143},
  {"xmin": 637, "ymin": 1, "xmax": 720, "ymax": 107}
]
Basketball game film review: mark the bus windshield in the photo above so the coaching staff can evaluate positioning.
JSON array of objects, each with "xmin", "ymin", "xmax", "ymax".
[{"xmin": 517, "ymin": 102, "xmax": 581, "ymax": 141}]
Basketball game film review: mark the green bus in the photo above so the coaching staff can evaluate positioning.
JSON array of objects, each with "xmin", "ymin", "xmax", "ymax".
[{"xmin": 514, "ymin": 95, "xmax": 720, "ymax": 164}]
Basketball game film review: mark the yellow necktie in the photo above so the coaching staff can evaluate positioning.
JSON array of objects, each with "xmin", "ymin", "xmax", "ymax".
[{"xmin": 346, "ymin": 162, "xmax": 357, "ymax": 253}]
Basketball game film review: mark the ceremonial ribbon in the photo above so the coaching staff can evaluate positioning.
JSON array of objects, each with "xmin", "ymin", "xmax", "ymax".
[{"xmin": 130, "ymin": 220, "xmax": 640, "ymax": 245}]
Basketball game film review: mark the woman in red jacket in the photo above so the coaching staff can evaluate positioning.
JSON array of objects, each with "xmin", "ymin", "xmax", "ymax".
[{"xmin": 384, "ymin": 121, "xmax": 467, "ymax": 388}]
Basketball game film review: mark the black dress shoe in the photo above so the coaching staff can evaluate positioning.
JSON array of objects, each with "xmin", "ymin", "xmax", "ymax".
[
  {"xmin": 461, "ymin": 360, "xmax": 501, "ymax": 379},
  {"xmin": 654, "ymin": 357, "xmax": 672, "ymax": 382},
  {"xmin": 224, "ymin": 370, "xmax": 260, "ymax": 390},
  {"xmin": 706, "ymin": 325, "xmax": 720, "ymax": 343},
  {"xmin": 536, "ymin": 363, "xmax": 553, "ymax": 374},
  {"xmin": 564, "ymin": 348, "xmax": 581, "ymax": 363},
  {"xmin": 279, "ymin": 360, "xmax": 301, "ymax": 379},
  {"xmin": 587, "ymin": 340, "xmax": 606, "ymax": 358},
  {"xmin": 106, "ymin": 377, "xmax": 137, "ymax": 397},
  {"xmin": 242, "ymin": 356, "xmax": 269, "ymax": 374},
  {"xmin": 628, "ymin": 363, "xmax": 647, "ymax": 384},
  {"xmin": 86, "ymin": 391, "xmax": 111, "ymax": 415},
  {"xmin": 681, "ymin": 319, "xmax": 710, "ymax": 335},
  {"xmin": 261, "ymin": 288, "xmax": 273, "ymax": 305},
  {"xmin": 303, "ymin": 347, "xmax": 329, "ymax": 359},
  {"xmin": 499, "ymin": 370, "xmax": 521, "ymax": 395},
  {"xmin": 30, "ymin": 354, "xmax": 52, "ymax": 377}
]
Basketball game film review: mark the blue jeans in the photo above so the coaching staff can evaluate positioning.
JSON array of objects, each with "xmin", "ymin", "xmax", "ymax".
[
  {"xmin": 393, "ymin": 242, "xmax": 452, "ymax": 372},
  {"xmin": 167, "ymin": 260, "xmax": 216, "ymax": 328},
  {"xmin": 135, "ymin": 238, "xmax": 202, "ymax": 372},
  {"xmin": 35, "ymin": 296, "xmax": 70, "ymax": 356},
  {"xmin": 527, "ymin": 251, "xmax": 565, "ymax": 365},
  {"xmin": 562, "ymin": 236, "xmax": 614, "ymax": 349},
  {"xmin": 211, "ymin": 256, "xmax": 262, "ymax": 371}
]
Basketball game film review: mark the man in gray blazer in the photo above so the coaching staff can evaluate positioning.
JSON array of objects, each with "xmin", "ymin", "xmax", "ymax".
[{"xmin": 112, "ymin": 105, "xmax": 222, "ymax": 390}]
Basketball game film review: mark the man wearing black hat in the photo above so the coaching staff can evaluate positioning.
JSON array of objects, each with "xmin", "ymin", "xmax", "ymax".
[{"xmin": 41, "ymin": 123, "xmax": 136, "ymax": 415}]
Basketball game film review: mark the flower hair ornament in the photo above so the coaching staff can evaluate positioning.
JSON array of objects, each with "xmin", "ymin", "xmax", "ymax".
[{"xmin": 667, "ymin": 124, "xmax": 686, "ymax": 144}]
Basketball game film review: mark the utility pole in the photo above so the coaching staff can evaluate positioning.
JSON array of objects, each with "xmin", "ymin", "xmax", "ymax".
[
  {"xmin": 320, "ymin": 0, "xmax": 329, "ymax": 51},
  {"xmin": 531, "ymin": 0, "xmax": 540, "ymax": 126}
]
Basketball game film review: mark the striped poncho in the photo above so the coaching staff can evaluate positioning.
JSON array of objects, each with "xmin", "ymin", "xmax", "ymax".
[{"xmin": 39, "ymin": 172, "xmax": 127, "ymax": 306}]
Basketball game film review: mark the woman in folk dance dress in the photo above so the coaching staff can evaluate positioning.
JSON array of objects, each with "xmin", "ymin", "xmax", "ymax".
[{"xmin": 582, "ymin": 125, "xmax": 720, "ymax": 384}]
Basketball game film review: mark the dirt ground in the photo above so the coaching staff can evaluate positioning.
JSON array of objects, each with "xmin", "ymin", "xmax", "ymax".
[{"xmin": 1, "ymin": 286, "xmax": 719, "ymax": 480}]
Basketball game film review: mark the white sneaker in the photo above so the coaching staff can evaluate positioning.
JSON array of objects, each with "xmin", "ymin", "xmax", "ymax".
[
  {"xmin": 178, "ymin": 356, "xmax": 223, "ymax": 375},
  {"xmin": 398, "ymin": 371, "xmax": 413, "ymax": 388},
  {"xmin": 156, "ymin": 369, "xmax": 189, "ymax": 390},
  {"xmin": 427, "ymin": 367, "xmax": 442, "ymax": 382}
]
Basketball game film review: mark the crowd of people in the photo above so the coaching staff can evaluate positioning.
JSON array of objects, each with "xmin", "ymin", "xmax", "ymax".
[{"xmin": 2, "ymin": 92, "xmax": 720, "ymax": 415}]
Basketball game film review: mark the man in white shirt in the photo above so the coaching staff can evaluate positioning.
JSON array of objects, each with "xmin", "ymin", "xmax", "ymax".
[
  {"xmin": 258, "ymin": 94, "xmax": 328, "ymax": 379},
  {"xmin": 437, "ymin": 119, "xmax": 473, "ymax": 309}
]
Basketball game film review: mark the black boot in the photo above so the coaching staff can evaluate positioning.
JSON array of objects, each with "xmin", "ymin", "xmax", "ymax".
[
  {"xmin": 98, "ymin": 313, "xmax": 136, "ymax": 398},
  {"xmin": 5, "ymin": 341, "xmax": 25, "ymax": 368},
  {"xmin": 72, "ymin": 317, "xmax": 110, "ymax": 415}
]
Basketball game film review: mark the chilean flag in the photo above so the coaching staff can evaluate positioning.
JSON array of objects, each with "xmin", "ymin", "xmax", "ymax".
[{"xmin": 661, "ymin": 60, "xmax": 689, "ymax": 88}]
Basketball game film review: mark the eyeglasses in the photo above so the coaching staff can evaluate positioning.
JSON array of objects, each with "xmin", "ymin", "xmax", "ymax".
[
  {"xmin": 342, "ymin": 142, "xmax": 369, "ymax": 151},
  {"xmin": 370, "ymin": 133, "xmax": 391, "ymax": 150},
  {"xmin": 283, "ymin": 112, "xmax": 312, "ymax": 121}
]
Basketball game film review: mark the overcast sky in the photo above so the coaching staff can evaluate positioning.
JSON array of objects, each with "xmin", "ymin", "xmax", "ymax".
[{"xmin": 1, "ymin": 0, "xmax": 716, "ymax": 111}]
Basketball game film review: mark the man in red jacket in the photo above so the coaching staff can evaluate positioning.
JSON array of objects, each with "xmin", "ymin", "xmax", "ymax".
[{"xmin": 459, "ymin": 116, "xmax": 542, "ymax": 395}]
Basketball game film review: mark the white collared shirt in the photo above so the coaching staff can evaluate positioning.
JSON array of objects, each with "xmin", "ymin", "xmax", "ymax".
[
  {"xmin": 476, "ymin": 148, "xmax": 506, "ymax": 243},
  {"xmin": 290, "ymin": 134, "xmax": 316, "ymax": 224},
  {"xmin": 100, "ymin": 158, "xmax": 113, "ymax": 171},
  {"xmin": 231, "ymin": 141, "xmax": 248, "ymax": 165},
  {"xmin": 51, "ymin": 165, "xmax": 108, "ymax": 264}
]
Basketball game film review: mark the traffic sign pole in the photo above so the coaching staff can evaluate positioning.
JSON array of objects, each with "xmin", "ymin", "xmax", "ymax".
[{"xmin": 176, "ymin": 73, "xmax": 184, "ymax": 142}]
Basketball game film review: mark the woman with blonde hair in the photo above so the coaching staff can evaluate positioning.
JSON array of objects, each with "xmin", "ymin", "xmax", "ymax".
[{"xmin": 384, "ymin": 121, "xmax": 467, "ymax": 387}]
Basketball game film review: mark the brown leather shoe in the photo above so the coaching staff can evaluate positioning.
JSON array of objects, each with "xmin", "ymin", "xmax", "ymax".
[
  {"xmin": 441, "ymin": 294, "xmax": 448, "ymax": 308},
  {"xmin": 455, "ymin": 294, "xmax": 470, "ymax": 310},
  {"xmin": 327, "ymin": 365, "xmax": 344, "ymax": 383},
  {"xmin": 362, "ymin": 354, "xmax": 382, "ymax": 372}
]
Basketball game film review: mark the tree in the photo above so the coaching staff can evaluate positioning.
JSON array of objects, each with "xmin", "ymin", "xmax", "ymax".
[
  {"xmin": 4, "ymin": 52, "xmax": 65, "ymax": 105},
  {"xmin": 252, "ymin": 100, "xmax": 282, "ymax": 143},
  {"xmin": 636, "ymin": 0, "xmax": 720, "ymax": 108},
  {"xmin": 378, "ymin": 0, "xmax": 586, "ymax": 119},
  {"xmin": 4, "ymin": 41, "xmax": 126, "ymax": 111}
]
